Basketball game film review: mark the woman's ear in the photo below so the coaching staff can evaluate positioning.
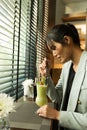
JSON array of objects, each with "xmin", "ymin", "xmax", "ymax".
[{"xmin": 63, "ymin": 35, "xmax": 71, "ymax": 45}]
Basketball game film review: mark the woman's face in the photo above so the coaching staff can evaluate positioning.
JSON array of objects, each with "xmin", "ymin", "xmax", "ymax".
[{"xmin": 48, "ymin": 40, "xmax": 72, "ymax": 64}]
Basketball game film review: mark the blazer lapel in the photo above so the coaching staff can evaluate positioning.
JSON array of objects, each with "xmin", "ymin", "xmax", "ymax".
[
  {"xmin": 63, "ymin": 62, "xmax": 71, "ymax": 96},
  {"xmin": 60, "ymin": 61, "xmax": 72, "ymax": 108},
  {"xmin": 67, "ymin": 70, "xmax": 85, "ymax": 111},
  {"xmin": 67, "ymin": 51, "xmax": 87, "ymax": 111}
]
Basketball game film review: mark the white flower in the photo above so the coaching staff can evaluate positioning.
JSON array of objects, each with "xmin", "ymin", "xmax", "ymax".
[
  {"xmin": 0, "ymin": 93, "xmax": 15, "ymax": 118},
  {"xmin": 22, "ymin": 79, "xmax": 34, "ymax": 98},
  {"xmin": 22, "ymin": 79, "xmax": 34, "ymax": 87}
]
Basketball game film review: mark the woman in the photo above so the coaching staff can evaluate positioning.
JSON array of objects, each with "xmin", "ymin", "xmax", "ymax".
[{"xmin": 36, "ymin": 23, "xmax": 87, "ymax": 130}]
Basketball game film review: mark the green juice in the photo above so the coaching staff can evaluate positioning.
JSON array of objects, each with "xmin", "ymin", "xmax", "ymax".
[{"xmin": 35, "ymin": 84, "xmax": 48, "ymax": 107}]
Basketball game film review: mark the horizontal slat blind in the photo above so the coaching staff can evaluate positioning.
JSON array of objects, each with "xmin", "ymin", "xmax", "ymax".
[
  {"xmin": 17, "ymin": 0, "xmax": 30, "ymax": 99},
  {"xmin": 0, "ymin": 0, "xmax": 49, "ymax": 100},
  {"xmin": 25, "ymin": 0, "xmax": 31, "ymax": 78},
  {"xmin": 36, "ymin": 0, "xmax": 49, "ymax": 77},
  {"xmin": 0, "ymin": 0, "xmax": 15, "ymax": 96},
  {"xmin": 28, "ymin": 0, "xmax": 37, "ymax": 79},
  {"xmin": 0, "ymin": 0, "xmax": 32, "ymax": 100}
]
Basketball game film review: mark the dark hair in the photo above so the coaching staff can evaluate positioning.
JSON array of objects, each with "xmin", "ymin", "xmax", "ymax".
[{"xmin": 46, "ymin": 23, "xmax": 80, "ymax": 47}]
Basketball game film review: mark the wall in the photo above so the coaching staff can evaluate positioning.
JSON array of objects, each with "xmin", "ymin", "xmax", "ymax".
[
  {"xmin": 55, "ymin": 0, "xmax": 87, "ymax": 24},
  {"xmin": 65, "ymin": 1, "xmax": 87, "ymax": 14},
  {"xmin": 48, "ymin": 0, "xmax": 56, "ymax": 30},
  {"xmin": 55, "ymin": 0, "xmax": 65, "ymax": 24}
]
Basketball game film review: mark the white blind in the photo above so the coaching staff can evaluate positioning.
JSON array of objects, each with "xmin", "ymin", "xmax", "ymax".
[
  {"xmin": 36, "ymin": 0, "xmax": 49, "ymax": 77},
  {"xmin": 0, "ymin": 0, "xmax": 16, "ymax": 96},
  {"xmin": 0, "ymin": 0, "xmax": 49, "ymax": 100},
  {"xmin": 28, "ymin": 0, "xmax": 37, "ymax": 79},
  {"xmin": 0, "ymin": 0, "xmax": 31, "ymax": 100}
]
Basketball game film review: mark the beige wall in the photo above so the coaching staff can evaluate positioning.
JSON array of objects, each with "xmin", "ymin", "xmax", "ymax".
[
  {"xmin": 55, "ymin": 0, "xmax": 65, "ymax": 24},
  {"xmin": 65, "ymin": 1, "xmax": 87, "ymax": 14},
  {"xmin": 55, "ymin": 0, "xmax": 87, "ymax": 24}
]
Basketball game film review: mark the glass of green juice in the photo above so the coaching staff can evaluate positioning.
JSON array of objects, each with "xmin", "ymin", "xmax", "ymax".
[{"xmin": 35, "ymin": 83, "xmax": 48, "ymax": 107}]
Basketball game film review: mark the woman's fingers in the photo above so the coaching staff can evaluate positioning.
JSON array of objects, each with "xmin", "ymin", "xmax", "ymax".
[
  {"xmin": 39, "ymin": 58, "xmax": 47, "ymax": 75},
  {"xmin": 36, "ymin": 105, "xmax": 59, "ymax": 119}
]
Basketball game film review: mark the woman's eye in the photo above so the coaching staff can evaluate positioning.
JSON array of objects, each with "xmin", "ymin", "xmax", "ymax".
[{"xmin": 50, "ymin": 45, "xmax": 56, "ymax": 50}]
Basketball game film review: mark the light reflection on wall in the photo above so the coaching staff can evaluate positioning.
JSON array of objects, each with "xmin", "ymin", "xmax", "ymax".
[{"xmin": 75, "ymin": 24, "xmax": 86, "ymax": 50}]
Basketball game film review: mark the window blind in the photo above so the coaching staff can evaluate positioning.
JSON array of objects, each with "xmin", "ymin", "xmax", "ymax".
[
  {"xmin": 0, "ymin": 0, "xmax": 16, "ymax": 97},
  {"xmin": 0, "ymin": 0, "xmax": 49, "ymax": 100},
  {"xmin": 0, "ymin": 0, "xmax": 31, "ymax": 100},
  {"xmin": 36, "ymin": 0, "xmax": 49, "ymax": 77},
  {"xmin": 15, "ymin": 0, "xmax": 32, "ymax": 99},
  {"xmin": 28, "ymin": 0, "xmax": 37, "ymax": 79}
]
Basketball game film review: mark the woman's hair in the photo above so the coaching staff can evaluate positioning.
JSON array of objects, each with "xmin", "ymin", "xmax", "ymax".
[{"xmin": 46, "ymin": 23, "xmax": 80, "ymax": 47}]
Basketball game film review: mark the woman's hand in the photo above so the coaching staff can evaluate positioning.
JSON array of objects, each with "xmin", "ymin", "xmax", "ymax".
[
  {"xmin": 39, "ymin": 58, "xmax": 47, "ymax": 76},
  {"xmin": 39, "ymin": 58, "xmax": 51, "ymax": 76},
  {"xmin": 36, "ymin": 105, "xmax": 60, "ymax": 120}
]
